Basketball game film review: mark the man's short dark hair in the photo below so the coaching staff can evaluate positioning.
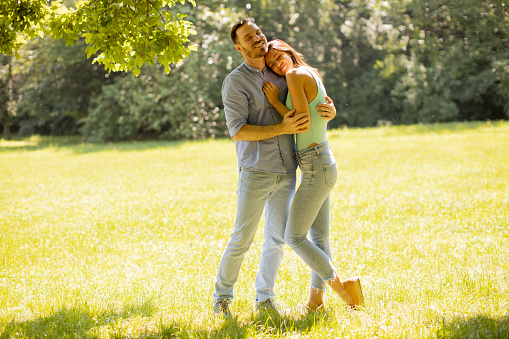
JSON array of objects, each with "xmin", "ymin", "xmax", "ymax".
[{"xmin": 230, "ymin": 18, "xmax": 254, "ymax": 45}]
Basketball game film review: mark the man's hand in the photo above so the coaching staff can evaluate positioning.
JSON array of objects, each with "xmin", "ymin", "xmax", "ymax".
[
  {"xmin": 231, "ymin": 109, "xmax": 309, "ymax": 141},
  {"xmin": 317, "ymin": 96, "xmax": 336, "ymax": 121},
  {"xmin": 281, "ymin": 109, "xmax": 310, "ymax": 134}
]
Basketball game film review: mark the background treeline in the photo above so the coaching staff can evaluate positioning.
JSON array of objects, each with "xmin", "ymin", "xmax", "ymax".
[{"xmin": 1, "ymin": 0, "xmax": 508, "ymax": 142}]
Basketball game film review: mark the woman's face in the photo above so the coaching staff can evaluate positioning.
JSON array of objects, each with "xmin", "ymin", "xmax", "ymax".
[{"xmin": 265, "ymin": 49, "xmax": 293, "ymax": 76}]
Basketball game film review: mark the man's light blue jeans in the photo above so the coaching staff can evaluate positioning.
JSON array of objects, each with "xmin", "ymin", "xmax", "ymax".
[
  {"xmin": 213, "ymin": 168, "xmax": 296, "ymax": 304},
  {"xmin": 285, "ymin": 142, "xmax": 338, "ymax": 291}
]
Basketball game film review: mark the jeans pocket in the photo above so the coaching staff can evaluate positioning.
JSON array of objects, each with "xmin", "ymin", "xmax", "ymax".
[
  {"xmin": 298, "ymin": 153, "xmax": 315, "ymax": 171},
  {"xmin": 299, "ymin": 160, "xmax": 313, "ymax": 172},
  {"xmin": 323, "ymin": 162, "xmax": 337, "ymax": 188}
]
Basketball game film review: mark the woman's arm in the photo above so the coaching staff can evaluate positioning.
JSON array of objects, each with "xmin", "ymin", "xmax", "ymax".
[
  {"xmin": 262, "ymin": 82, "xmax": 289, "ymax": 117},
  {"xmin": 286, "ymin": 69, "xmax": 313, "ymax": 119},
  {"xmin": 264, "ymin": 70, "xmax": 322, "ymax": 121}
]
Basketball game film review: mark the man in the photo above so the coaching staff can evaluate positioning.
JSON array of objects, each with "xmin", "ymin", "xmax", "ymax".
[{"xmin": 213, "ymin": 19, "xmax": 336, "ymax": 317}]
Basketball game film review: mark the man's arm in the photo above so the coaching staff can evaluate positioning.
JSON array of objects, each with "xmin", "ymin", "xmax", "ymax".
[{"xmin": 232, "ymin": 110, "xmax": 310, "ymax": 141}]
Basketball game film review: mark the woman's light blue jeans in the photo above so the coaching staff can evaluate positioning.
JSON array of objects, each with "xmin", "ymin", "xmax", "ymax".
[
  {"xmin": 285, "ymin": 142, "xmax": 338, "ymax": 291},
  {"xmin": 213, "ymin": 168, "xmax": 296, "ymax": 304}
]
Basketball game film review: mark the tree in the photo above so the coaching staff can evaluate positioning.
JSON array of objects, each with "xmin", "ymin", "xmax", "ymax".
[
  {"xmin": 0, "ymin": 0, "xmax": 197, "ymax": 75},
  {"xmin": 0, "ymin": 55, "xmax": 12, "ymax": 139},
  {"xmin": 82, "ymin": 63, "xmax": 228, "ymax": 142},
  {"xmin": 80, "ymin": 1, "xmax": 241, "ymax": 142},
  {"xmin": 3, "ymin": 0, "xmax": 508, "ymax": 141},
  {"xmin": 12, "ymin": 37, "xmax": 118, "ymax": 136},
  {"xmin": 384, "ymin": 0, "xmax": 509, "ymax": 123}
]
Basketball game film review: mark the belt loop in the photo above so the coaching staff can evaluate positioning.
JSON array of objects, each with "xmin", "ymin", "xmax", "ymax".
[{"xmin": 314, "ymin": 145, "xmax": 320, "ymax": 155}]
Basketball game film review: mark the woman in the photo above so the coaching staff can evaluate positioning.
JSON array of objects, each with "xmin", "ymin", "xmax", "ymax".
[{"xmin": 262, "ymin": 39, "xmax": 364, "ymax": 311}]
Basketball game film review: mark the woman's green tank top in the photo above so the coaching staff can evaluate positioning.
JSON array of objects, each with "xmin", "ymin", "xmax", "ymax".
[{"xmin": 285, "ymin": 68, "xmax": 328, "ymax": 151}]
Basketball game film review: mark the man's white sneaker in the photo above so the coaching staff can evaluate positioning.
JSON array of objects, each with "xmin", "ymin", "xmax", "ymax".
[
  {"xmin": 214, "ymin": 300, "xmax": 232, "ymax": 318},
  {"xmin": 255, "ymin": 298, "xmax": 281, "ymax": 315}
]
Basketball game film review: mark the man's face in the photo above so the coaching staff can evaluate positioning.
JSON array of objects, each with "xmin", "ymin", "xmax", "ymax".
[{"xmin": 234, "ymin": 22, "xmax": 268, "ymax": 59}]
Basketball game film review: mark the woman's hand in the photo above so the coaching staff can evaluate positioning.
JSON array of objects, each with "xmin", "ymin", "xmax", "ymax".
[
  {"xmin": 317, "ymin": 96, "xmax": 336, "ymax": 121},
  {"xmin": 263, "ymin": 82, "xmax": 281, "ymax": 106}
]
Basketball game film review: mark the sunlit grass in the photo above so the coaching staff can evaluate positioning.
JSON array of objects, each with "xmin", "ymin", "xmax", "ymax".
[{"xmin": 1, "ymin": 121, "xmax": 508, "ymax": 338}]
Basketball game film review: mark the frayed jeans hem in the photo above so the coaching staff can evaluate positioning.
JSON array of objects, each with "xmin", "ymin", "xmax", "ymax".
[{"xmin": 311, "ymin": 271, "xmax": 335, "ymax": 292}]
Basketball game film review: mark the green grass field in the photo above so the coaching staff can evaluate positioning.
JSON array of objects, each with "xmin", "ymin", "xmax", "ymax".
[{"xmin": 1, "ymin": 121, "xmax": 508, "ymax": 338}]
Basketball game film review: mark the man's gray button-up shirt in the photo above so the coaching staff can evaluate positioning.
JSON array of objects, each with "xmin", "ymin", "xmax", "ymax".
[{"xmin": 222, "ymin": 62, "xmax": 298, "ymax": 174}]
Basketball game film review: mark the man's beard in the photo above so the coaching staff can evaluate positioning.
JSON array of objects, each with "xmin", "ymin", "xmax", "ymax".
[{"xmin": 241, "ymin": 44, "xmax": 267, "ymax": 59}]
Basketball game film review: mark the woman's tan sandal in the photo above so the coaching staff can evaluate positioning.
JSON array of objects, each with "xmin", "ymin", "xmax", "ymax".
[{"xmin": 342, "ymin": 276, "xmax": 364, "ymax": 307}]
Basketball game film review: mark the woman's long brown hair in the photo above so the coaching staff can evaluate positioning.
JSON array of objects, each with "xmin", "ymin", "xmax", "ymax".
[{"xmin": 267, "ymin": 39, "xmax": 322, "ymax": 81}]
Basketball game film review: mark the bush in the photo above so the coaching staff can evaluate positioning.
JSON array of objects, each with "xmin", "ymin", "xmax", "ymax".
[
  {"xmin": 18, "ymin": 123, "xmax": 35, "ymax": 137},
  {"xmin": 81, "ymin": 65, "xmax": 228, "ymax": 142}
]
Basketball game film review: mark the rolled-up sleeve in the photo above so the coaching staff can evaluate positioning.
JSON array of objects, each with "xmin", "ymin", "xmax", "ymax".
[{"xmin": 222, "ymin": 75, "xmax": 248, "ymax": 138}]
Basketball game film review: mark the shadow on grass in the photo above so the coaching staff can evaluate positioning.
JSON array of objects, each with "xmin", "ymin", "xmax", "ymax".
[
  {"xmin": 5, "ymin": 305, "xmax": 507, "ymax": 338},
  {"xmin": 0, "ymin": 299, "xmax": 158, "ymax": 339},
  {"xmin": 1, "ymin": 305, "xmax": 331, "ymax": 338},
  {"xmin": 0, "ymin": 135, "xmax": 196, "ymax": 154},
  {"xmin": 160, "ymin": 310, "xmax": 332, "ymax": 338},
  {"xmin": 434, "ymin": 314, "xmax": 509, "ymax": 339}
]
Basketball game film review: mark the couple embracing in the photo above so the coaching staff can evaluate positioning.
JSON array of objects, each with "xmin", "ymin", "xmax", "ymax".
[{"xmin": 213, "ymin": 19, "xmax": 364, "ymax": 318}]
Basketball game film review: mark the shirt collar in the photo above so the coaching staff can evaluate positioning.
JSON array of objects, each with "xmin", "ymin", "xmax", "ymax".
[{"xmin": 242, "ymin": 61, "xmax": 269, "ymax": 74}]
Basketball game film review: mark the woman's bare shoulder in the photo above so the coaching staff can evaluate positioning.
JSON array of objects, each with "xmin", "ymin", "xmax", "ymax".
[{"xmin": 286, "ymin": 67, "xmax": 313, "ymax": 83}]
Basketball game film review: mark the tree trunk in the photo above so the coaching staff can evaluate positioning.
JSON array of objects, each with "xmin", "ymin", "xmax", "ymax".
[
  {"xmin": 1, "ymin": 58, "xmax": 12, "ymax": 140},
  {"xmin": 2, "ymin": 113, "xmax": 10, "ymax": 140}
]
